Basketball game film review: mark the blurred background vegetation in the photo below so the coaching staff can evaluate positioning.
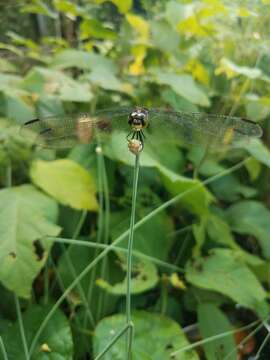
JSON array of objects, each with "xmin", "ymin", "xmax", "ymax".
[{"xmin": 1, "ymin": 0, "xmax": 270, "ymax": 359}]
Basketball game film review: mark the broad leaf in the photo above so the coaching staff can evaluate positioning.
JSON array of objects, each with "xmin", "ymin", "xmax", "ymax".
[
  {"xmin": 21, "ymin": 67, "xmax": 93, "ymax": 102},
  {"xmin": 111, "ymin": 210, "xmax": 174, "ymax": 262},
  {"xmin": 96, "ymin": 259, "xmax": 158, "ymax": 295},
  {"xmin": 198, "ymin": 303, "xmax": 237, "ymax": 360},
  {"xmin": 0, "ymin": 185, "xmax": 60, "ymax": 298},
  {"xmin": 153, "ymin": 71, "xmax": 210, "ymax": 106},
  {"xmin": 103, "ymin": 132, "xmax": 211, "ymax": 216},
  {"xmin": 93, "ymin": 311, "xmax": 199, "ymax": 359},
  {"xmin": 243, "ymin": 138, "xmax": 270, "ymax": 168},
  {"xmin": 1, "ymin": 305, "xmax": 73, "ymax": 359},
  {"xmin": 30, "ymin": 159, "xmax": 98, "ymax": 211},
  {"xmin": 186, "ymin": 249, "xmax": 267, "ymax": 317},
  {"xmin": 225, "ymin": 201, "xmax": 270, "ymax": 259}
]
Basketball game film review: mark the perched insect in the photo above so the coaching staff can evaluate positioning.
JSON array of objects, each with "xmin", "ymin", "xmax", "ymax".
[{"xmin": 20, "ymin": 107, "xmax": 262, "ymax": 150}]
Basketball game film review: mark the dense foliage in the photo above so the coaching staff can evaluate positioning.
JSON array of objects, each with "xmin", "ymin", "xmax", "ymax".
[{"xmin": 1, "ymin": 0, "xmax": 270, "ymax": 359}]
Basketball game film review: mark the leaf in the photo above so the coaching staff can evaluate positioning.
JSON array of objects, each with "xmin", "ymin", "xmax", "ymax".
[
  {"xmin": 210, "ymin": 173, "xmax": 257, "ymax": 201},
  {"xmin": 159, "ymin": 165, "xmax": 213, "ymax": 216},
  {"xmin": 93, "ymin": 311, "xmax": 199, "ymax": 359},
  {"xmin": 126, "ymin": 14, "xmax": 150, "ymax": 42},
  {"xmin": 103, "ymin": 132, "xmax": 211, "ymax": 216},
  {"xmin": 111, "ymin": 210, "xmax": 174, "ymax": 262},
  {"xmin": 150, "ymin": 20, "xmax": 179, "ymax": 53},
  {"xmin": 215, "ymin": 58, "xmax": 263, "ymax": 79},
  {"xmin": 153, "ymin": 71, "xmax": 210, "ymax": 106},
  {"xmin": 30, "ymin": 159, "xmax": 98, "ymax": 211},
  {"xmin": 96, "ymin": 259, "xmax": 158, "ymax": 295},
  {"xmin": 1, "ymin": 305, "xmax": 73, "ymax": 359},
  {"xmin": 245, "ymin": 157, "xmax": 261, "ymax": 181},
  {"xmin": 186, "ymin": 249, "xmax": 268, "ymax": 317},
  {"xmin": 225, "ymin": 201, "xmax": 270, "ymax": 259},
  {"xmin": 21, "ymin": 67, "xmax": 93, "ymax": 102},
  {"xmin": 198, "ymin": 303, "xmax": 237, "ymax": 360},
  {"xmin": 79, "ymin": 18, "xmax": 116, "ymax": 40},
  {"xmin": 242, "ymin": 138, "xmax": 270, "ymax": 168},
  {"xmin": 0, "ymin": 185, "xmax": 60, "ymax": 298},
  {"xmin": 95, "ymin": 0, "xmax": 132, "ymax": 13},
  {"xmin": 50, "ymin": 50, "xmax": 116, "ymax": 71}
]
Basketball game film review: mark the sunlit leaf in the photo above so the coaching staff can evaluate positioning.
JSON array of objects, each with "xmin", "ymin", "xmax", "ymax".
[
  {"xmin": 126, "ymin": 14, "xmax": 150, "ymax": 42},
  {"xmin": 95, "ymin": 0, "xmax": 132, "ymax": 14},
  {"xmin": 79, "ymin": 19, "xmax": 116, "ymax": 40},
  {"xmin": 93, "ymin": 311, "xmax": 199, "ymax": 359},
  {"xmin": 215, "ymin": 58, "xmax": 263, "ymax": 79},
  {"xmin": 242, "ymin": 138, "xmax": 270, "ymax": 168},
  {"xmin": 0, "ymin": 185, "xmax": 60, "ymax": 298},
  {"xmin": 30, "ymin": 159, "xmax": 98, "ymax": 211}
]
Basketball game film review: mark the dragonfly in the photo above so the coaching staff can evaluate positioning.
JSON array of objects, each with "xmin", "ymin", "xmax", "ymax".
[{"xmin": 20, "ymin": 107, "xmax": 263, "ymax": 150}]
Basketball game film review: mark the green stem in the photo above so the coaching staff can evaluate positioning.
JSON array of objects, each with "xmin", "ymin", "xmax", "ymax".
[
  {"xmin": 254, "ymin": 331, "xmax": 270, "ymax": 359},
  {"xmin": 97, "ymin": 153, "xmax": 110, "ymax": 320},
  {"xmin": 43, "ymin": 237, "xmax": 183, "ymax": 273},
  {"xmin": 171, "ymin": 319, "xmax": 261, "ymax": 357},
  {"xmin": 0, "ymin": 336, "xmax": 8, "ymax": 360},
  {"xmin": 29, "ymin": 158, "xmax": 248, "ymax": 356},
  {"xmin": 126, "ymin": 154, "xmax": 140, "ymax": 359},
  {"xmin": 14, "ymin": 295, "xmax": 29, "ymax": 360},
  {"xmin": 93, "ymin": 323, "xmax": 130, "ymax": 360}
]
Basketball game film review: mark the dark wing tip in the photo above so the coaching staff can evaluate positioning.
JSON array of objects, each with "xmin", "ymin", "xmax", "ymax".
[{"xmin": 23, "ymin": 118, "xmax": 40, "ymax": 126}]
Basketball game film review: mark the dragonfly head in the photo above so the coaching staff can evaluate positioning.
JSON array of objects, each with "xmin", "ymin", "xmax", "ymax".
[{"xmin": 128, "ymin": 107, "xmax": 148, "ymax": 130}]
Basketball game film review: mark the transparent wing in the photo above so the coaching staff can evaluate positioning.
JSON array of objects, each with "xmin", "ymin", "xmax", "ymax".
[
  {"xmin": 147, "ymin": 109, "xmax": 262, "ymax": 148},
  {"xmin": 20, "ymin": 107, "xmax": 262, "ymax": 149},
  {"xmin": 20, "ymin": 108, "xmax": 133, "ymax": 148}
]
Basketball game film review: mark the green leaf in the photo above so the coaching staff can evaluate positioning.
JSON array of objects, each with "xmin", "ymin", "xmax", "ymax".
[
  {"xmin": 198, "ymin": 303, "xmax": 237, "ymax": 360},
  {"xmin": 97, "ymin": 259, "xmax": 158, "ymax": 295},
  {"xmin": 186, "ymin": 249, "xmax": 267, "ymax": 317},
  {"xmin": 50, "ymin": 50, "xmax": 116, "ymax": 72},
  {"xmin": 243, "ymin": 138, "xmax": 270, "ymax": 168},
  {"xmin": 21, "ymin": 67, "xmax": 93, "ymax": 102},
  {"xmin": 153, "ymin": 71, "xmax": 210, "ymax": 106},
  {"xmin": 217, "ymin": 58, "xmax": 263, "ymax": 79},
  {"xmin": 225, "ymin": 201, "xmax": 270, "ymax": 259},
  {"xmin": 80, "ymin": 19, "xmax": 116, "ymax": 40},
  {"xmin": 30, "ymin": 159, "xmax": 98, "ymax": 211},
  {"xmin": 111, "ymin": 210, "xmax": 174, "ymax": 261},
  {"xmin": 103, "ymin": 132, "xmax": 211, "ymax": 216},
  {"xmin": 93, "ymin": 311, "xmax": 199, "ymax": 359},
  {"xmin": 1, "ymin": 305, "xmax": 73, "ymax": 359},
  {"xmin": 150, "ymin": 20, "xmax": 179, "ymax": 53},
  {"xmin": 95, "ymin": 0, "xmax": 132, "ymax": 13},
  {"xmin": 159, "ymin": 165, "xmax": 213, "ymax": 216},
  {"xmin": 210, "ymin": 173, "xmax": 257, "ymax": 201},
  {"xmin": 0, "ymin": 185, "xmax": 60, "ymax": 298}
]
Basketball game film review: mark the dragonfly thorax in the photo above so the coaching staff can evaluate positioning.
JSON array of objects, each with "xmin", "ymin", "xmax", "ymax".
[{"xmin": 128, "ymin": 108, "xmax": 148, "ymax": 131}]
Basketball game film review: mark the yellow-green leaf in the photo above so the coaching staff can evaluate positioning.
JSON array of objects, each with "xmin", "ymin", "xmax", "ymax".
[
  {"xmin": 95, "ymin": 0, "xmax": 132, "ymax": 14},
  {"xmin": 30, "ymin": 159, "xmax": 98, "ymax": 211},
  {"xmin": 126, "ymin": 13, "xmax": 149, "ymax": 42}
]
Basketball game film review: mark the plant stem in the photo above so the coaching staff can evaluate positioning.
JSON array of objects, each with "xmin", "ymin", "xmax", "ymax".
[
  {"xmin": 126, "ymin": 154, "xmax": 140, "ymax": 359},
  {"xmin": 94, "ymin": 323, "xmax": 130, "ymax": 360},
  {"xmin": 14, "ymin": 293, "xmax": 29, "ymax": 360},
  {"xmin": 0, "ymin": 336, "xmax": 8, "ymax": 360}
]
